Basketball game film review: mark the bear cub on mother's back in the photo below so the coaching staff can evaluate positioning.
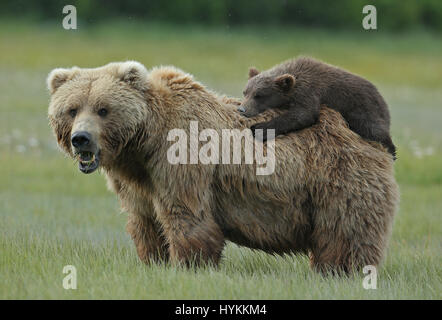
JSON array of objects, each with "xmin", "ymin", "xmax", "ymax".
[{"xmin": 238, "ymin": 57, "xmax": 396, "ymax": 159}]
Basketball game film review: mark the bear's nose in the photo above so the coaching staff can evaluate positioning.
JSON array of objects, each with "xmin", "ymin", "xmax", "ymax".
[
  {"xmin": 237, "ymin": 106, "xmax": 246, "ymax": 113},
  {"xmin": 71, "ymin": 131, "xmax": 91, "ymax": 148}
]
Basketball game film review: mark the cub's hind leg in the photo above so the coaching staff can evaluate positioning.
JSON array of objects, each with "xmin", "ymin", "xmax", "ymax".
[{"xmin": 348, "ymin": 120, "xmax": 396, "ymax": 160}]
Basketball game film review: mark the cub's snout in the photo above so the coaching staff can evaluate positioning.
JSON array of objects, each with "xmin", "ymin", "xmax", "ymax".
[
  {"xmin": 237, "ymin": 106, "xmax": 246, "ymax": 113},
  {"xmin": 237, "ymin": 101, "xmax": 260, "ymax": 118}
]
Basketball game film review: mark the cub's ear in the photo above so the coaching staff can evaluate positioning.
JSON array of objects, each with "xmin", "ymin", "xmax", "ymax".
[
  {"xmin": 47, "ymin": 68, "xmax": 77, "ymax": 94},
  {"xmin": 275, "ymin": 74, "xmax": 295, "ymax": 91},
  {"xmin": 248, "ymin": 67, "xmax": 260, "ymax": 79},
  {"xmin": 117, "ymin": 61, "xmax": 148, "ymax": 91}
]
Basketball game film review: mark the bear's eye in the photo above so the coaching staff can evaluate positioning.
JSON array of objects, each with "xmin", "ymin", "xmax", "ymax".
[
  {"xmin": 254, "ymin": 93, "xmax": 264, "ymax": 99},
  {"xmin": 69, "ymin": 109, "xmax": 77, "ymax": 118},
  {"xmin": 98, "ymin": 108, "xmax": 108, "ymax": 117}
]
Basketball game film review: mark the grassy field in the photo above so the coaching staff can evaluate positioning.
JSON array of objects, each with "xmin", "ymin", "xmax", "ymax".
[{"xmin": 0, "ymin": 21, "xmax": 441, "ymax": 299}]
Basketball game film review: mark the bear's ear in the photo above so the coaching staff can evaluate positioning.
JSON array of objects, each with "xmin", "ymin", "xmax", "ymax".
[
  {"xmin": 275, "ymin": 74, "xmax": 295, "ymax": 91},
  {"xmin": 117, "ymin": 61, "xmax": 148, "ymax": 91},
  {"xmin": 47, "ymin": 68, "xmax": 76, "ymax": 94},
  {"xmin": 248, "ymin": 67, "xmax": 260, "ymax": 79}
]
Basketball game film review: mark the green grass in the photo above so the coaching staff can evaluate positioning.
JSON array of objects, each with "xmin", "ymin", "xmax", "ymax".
[{"xmin": 0, "ymin": 21, "xmax": 441, "ymax": 299}]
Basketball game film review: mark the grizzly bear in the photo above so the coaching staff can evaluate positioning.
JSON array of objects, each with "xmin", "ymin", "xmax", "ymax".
[
  {"xmin": 47, "ymin": 61, "xmax": 399, "ymax": 274},
  {"xmin": 238, "ymin": 57, "xmax": 397, "ymax": 159}
]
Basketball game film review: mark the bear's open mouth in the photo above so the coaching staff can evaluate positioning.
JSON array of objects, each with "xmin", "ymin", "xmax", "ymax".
[{"xmin": 77, "ymin": 151, "xmax": 100, "ymax": 174}]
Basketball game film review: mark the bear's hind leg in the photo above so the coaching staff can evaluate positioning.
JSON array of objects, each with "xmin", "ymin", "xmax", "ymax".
[
  {"xmin": 310, "ymin": 213, "xmax": 388, "ymax": 275},
  {"xmin": 309, "ymin": 237, "xmax": 383, "ymax": 276}
]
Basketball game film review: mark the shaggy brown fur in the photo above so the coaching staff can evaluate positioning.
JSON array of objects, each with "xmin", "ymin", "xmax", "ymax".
[
  {"xmin": 239, "ymin": 57, "xmax": 397, "ymax": 159},
  {"xmin": 47, "ymin": 62, "xmax": 399, "ymax": 274}
]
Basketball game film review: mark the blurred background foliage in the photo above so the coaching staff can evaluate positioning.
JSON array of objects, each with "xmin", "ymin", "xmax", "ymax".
[{"xmin": 1, "ymin": 0, "xmax": 442, "ymax": 32}]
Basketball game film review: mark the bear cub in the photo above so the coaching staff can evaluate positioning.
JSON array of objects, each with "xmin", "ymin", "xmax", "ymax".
[{"xmin": 238, "ymin": 57, "xmax": 396, "ymax": 159}]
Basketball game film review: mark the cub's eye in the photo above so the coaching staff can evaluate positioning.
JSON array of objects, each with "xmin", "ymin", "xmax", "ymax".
[
  {"xmin": 98, "ymin": 108, "xmax": 108, "ymax": 117},
  {"xmin": 254, "ymin": 93, "xmax": 264, "ymax": 99},
  {"xmin": 69, "ymin": 109, "xmax": 77, "ymax": 118}
]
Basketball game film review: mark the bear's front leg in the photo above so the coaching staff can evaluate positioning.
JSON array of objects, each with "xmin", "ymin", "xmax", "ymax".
[
  {"xmin": 126, "ymin": 213, "xmax": 169, "ymax": 264},
  {"xmin": 159, "ymin": 203, "xmax": 225, "ymax": 267}
]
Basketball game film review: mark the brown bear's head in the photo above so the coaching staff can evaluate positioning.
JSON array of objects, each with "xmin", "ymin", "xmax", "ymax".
[
  {"xmin": 47, "ymin": 61, "xmax": 150, "ymax": 174},
  {"xmin": 237, "ymin": 67, "xmax": 296, "ymax": 118}
]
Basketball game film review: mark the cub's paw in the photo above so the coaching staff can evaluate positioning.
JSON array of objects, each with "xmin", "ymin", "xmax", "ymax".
[{"xmin": 250, "ymin": 123, "xmax": 270, "ymax": 142}]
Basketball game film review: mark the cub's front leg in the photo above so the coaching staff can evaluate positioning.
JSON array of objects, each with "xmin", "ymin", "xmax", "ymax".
[
  {"xmin": 250, "ymin": 121, "xmax": 278, "ymax": 142},
  {"xmin": 251, "ymin": 98, "xmax": 320, "ymax": 141}
]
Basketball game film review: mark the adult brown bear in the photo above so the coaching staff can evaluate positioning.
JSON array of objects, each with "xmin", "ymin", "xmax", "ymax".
[{"xmin": 47, "ymin": 61, "xmax": 399, "ymax": 274}]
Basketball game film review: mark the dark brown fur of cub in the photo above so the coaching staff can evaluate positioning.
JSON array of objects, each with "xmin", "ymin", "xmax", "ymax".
[{"xmin": 240, "ymin": 57, "xmax": 396, "ymax": 159}]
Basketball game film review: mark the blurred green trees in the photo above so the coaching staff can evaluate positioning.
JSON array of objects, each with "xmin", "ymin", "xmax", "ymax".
[{"xmin": 1, "ymin": 0, "xmax": 441, "ymax": 32}]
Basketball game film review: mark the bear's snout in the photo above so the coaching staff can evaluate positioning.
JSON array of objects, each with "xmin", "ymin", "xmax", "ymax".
[
  {"xmin": 71, "ymin": 131, "xmax": 91, "ymax": 149},
  {"xmin": 71, "ymin": 130, "xmax": 100, "ymax": 174}
]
